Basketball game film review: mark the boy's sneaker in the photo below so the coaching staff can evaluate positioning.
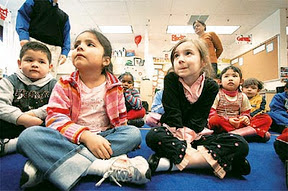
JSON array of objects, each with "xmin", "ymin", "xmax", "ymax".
[
  {"xmin": 20, "ymin": 160, "xmax": 43, "ymax": 188},
  {"xmin": 96, "ymin": 155, "xmax": 151, "ymax": 187},
  {"xmin": 127, "ymin": 119, "xmax": 145, "ymax": 127},
  {"xmin": 0, "ymin": 139, "xmax": 8, "ymax": 156}
]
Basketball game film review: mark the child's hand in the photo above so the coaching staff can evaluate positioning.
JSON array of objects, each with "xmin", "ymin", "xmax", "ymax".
[
  {"xmin": 17, "ymin": 113, "xmax": 43, "ymax": 128},
  {"xmin": 80, "ymin": 131, "xmax": 113, "ymax": 159},
  {"xmin": 228, "ymin": 117, "xmax": 240, "ymax": 128},
  {"xmin": 123, "ymin": 84, "xmax": 133, "ymax": 90},
  {"xmin": 239, "ymin": 116, "xmax": 250, "ymax": 126},
  {"xmin": 25, "ymin": 111, "xmax": 36, "ymax": 117}
]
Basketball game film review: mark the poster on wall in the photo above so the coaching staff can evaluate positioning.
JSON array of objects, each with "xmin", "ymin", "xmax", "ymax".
[
  {"xmin": 235, "ymin": 34, "xmax": 252, "ymax": 45},
  {"xmin": 280, "ymin": 67, "xmax": 288, "ymax": 83},
  {"xmin": 0, "ymin": 5, "xmax": 8, "ymax": 21}
]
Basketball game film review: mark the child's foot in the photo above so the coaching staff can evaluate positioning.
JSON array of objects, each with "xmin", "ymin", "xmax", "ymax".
[
  {"xmin": 20, "ymin": 160, "xmax": 44, "ymax": 188},
  {"xmin": 263, "ymin": 132, "xmax": 271, "ymax": 142},
  {"xmin": 0, "ymin": 139, "xmax": 8, "ymax": 156},
  {"xmin": 96, "ymin": 155, "xmax": 151, "ymax": 187},
  {"xmin": 148, "ymin": 154, "xmax": 161, "ymax": 173},
  {"xmin": 0, "ymin": 138, "xmax": 18, "ymax": 156},
  {"xmin": 231, "ymin": 158, "xmax": 251, "ymax": 175},
  {"xmin": 127, "ymin": 118, "xmax": 145, "ymax": 127}
]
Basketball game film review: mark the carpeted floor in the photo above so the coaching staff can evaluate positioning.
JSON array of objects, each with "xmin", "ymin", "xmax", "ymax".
[{"xmin": 0, "ymin": 127, "xmax": 286, "ymax": 191}]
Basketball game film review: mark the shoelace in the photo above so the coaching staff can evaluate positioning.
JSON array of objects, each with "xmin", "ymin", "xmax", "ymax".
[
  {"xmin": 95, "ymin": 166, "xmax": 135, "ymax": 187},
  {"xmin": 0, "ymin": 139, "xmax": 10, "ymax": 155}
]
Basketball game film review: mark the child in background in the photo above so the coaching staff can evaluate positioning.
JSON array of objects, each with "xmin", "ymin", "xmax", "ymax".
[
  {"xmin": 145, "ymin": 67, "xmax": 173, "ymax": 127},
  {"xmin": 0, "ymin": 41, "xmax": 57, "ymax": 156},
  {"xmin": 118, "ymin": 72, "xmax": 146, "ymax": 127},
  {"xmin": 146, "ymin": 39, "xmax": 250, "ymax": 180},
  {"xmin": 208, "ymin": 66, "xmax": 252, "ymax": 135},
  {"xmin": 274, "ymin": 127, "xmax": 288, "ymax": 188},
  {"xmin": 17, "ymin": 29, "xmax": 150, "ymax": 190},
  {"xmin": 274, "ymin": 128, "xmax": 288, "ymax": 162},
  {"xmin": 145, "ymin": 89, "xmax": 164, "ymax": 127},
  {"xmin": 268, "ymin": 82, "xmax": 288, "ymax": 133},
  {"xmin": 241, "ymin": 78, "xmax": 272, "ymax": 142}
]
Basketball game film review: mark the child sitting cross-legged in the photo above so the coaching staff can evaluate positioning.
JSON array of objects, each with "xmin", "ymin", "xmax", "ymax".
[
  {"xmin": 118, "ymin": 72, "xmax": 146, "ymax": 127},
  {"xmin": 0, "ymin": 41, "xmax": 57, "ymax": 156},
  {"xmin": 241, "ymin": 78, "xmax": 272, "ymax": 142},
  {"xmin": 16, "ymin": 29, "xmax": 151, "ymax": 190}
]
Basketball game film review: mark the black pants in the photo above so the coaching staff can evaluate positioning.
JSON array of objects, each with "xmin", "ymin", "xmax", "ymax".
[
  {"xmin": 0, "ymin": 120, "xmax": 27, "ymax": 139},
  {"xmin": 211, "ymin": 63, "xmax": 218, "ymax": 78},
  {"xmin": 146, "ymin": 126, "xmax": 249, "ymax": 172}
]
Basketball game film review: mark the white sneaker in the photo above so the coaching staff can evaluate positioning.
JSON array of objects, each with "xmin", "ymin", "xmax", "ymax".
[
  {"xmin": 20, "ymin": 160, "xmax": 43, "ymax": 188},
  {"xmin": 0, "ymin": 139, "xmax": 8, "ymax": 156},
  {"xmin": 96, "ymin": 155, "xmax": 151, "ymax": 187}
]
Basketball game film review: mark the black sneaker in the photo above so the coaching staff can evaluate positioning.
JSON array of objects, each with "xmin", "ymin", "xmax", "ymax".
[
  {"xmin": 148, "ymin": 154, "xmax": 160, "ymax": 173},
  {"xmin": 20, "ymin": 160, "xmax": 43, "ymax": 188},
  {"xmin": 232, "ymin": 158, "xmax": 251, "ymax": 175},
  {"xmin": 148, "ymin": 154, "xmax": 173, "ymax": 174},
  {"xmin": 127, "ymin": 118, "xmax": 145, "ymax": 127}
]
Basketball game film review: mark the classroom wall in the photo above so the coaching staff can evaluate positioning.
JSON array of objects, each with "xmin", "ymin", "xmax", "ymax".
[{"xmin": 225, "ymin": 9, "xmax": 287, "ymax": 68}]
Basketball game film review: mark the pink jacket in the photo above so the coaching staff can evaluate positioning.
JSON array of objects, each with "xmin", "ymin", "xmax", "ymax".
[{"xmin": 46, "ymin": 71, "xmax": 127, "ymax": 143}]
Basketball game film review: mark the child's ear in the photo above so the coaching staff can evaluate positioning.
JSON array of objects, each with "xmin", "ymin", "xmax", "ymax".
[
  {"xmin": 102, "ymin": 56, "xmax": 111, "ymax": 67},
  {"xmin": 17, "ymin": 59, "xmax": 22, "ymax": 69},
  {"xmin": 240, "ymin": 79, "xmax": 244, "ymax": 86},
  {"xmin": 49, "ymin": 64, "xmax": 53, "ymax": 71}
]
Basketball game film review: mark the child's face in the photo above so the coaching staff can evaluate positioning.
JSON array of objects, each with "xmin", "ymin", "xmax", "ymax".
[
  {"xmin": 121, "ymin": 75, "xmax": 133, "ymax": 90},
  {"xmin": 242, "ymin": 85, "xmax": 259, "ymax": 99},
  {"xmin": 220, "ymin": 69, "xmax": 241, "ymax": 91},
  {"xmin": 173, "ymin": 41, "xmax": 204, "ymax": 82},
  {"xmin": 18, "ymin": 50, "xmax": 51, "ymax": 81},
  {"xmin": 72, "ymin": 32, "xmax": 110, "ymax": 74}
]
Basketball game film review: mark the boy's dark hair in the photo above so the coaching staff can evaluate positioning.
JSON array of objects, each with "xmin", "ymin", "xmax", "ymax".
[
  {"xmin": 193, "ymin": 20, "xmax": 206, "ymax": 31},
  {"xmin": 78, "ymin": 29, "xmax": 113, "ymax": 74},
  {"xmin": 118, "ymin": 72, "xmax": 134, "ymax": 83},
  {"xmin": 243, "ymin": 78, "xmax": 264, "ymax": 90},
  {"xmin": 20, "ymin": 41, "xmax": 52, "ymax": 64}
]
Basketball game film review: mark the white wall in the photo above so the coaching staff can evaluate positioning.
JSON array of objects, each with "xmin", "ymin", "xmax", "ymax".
[
  {"xmin": 225, "ymin": 9, "xmax": 287, "ymax": 91},
  {"xmin": 0, "ymin": 3, "xmax": 21, "ymax": 76},
  {"xmin": 226, "ymin": 9, "xmax": 287, "ymax": 68}
]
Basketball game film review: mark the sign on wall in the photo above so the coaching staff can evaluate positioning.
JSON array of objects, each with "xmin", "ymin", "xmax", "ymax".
[{"xmin": 235, "ymin": 34, "xmax": 252, "ymax": 45}]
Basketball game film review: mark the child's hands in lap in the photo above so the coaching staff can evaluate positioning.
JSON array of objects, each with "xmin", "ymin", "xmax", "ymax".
[
  {"xmin": 80, "ymin": 131, "xmax": 113, "ymax": 159},
  {"xmin": 17, "ymin": 113, "xmax": 43, "ymax": 128},
  {"xmin": 239, "ymin": 116, "xmax": 250, "ymax": 126},
  {"xmin": 228, "ymin": 117, "xmax": 240, "ymax": 128}
]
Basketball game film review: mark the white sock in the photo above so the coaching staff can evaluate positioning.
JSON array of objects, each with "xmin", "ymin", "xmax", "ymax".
[
  {"xmin": 156, "ymin": 157, "xmax": 178, "ymax": 172},
  {"xmin": 3, "ymin": 138, "xmax": 18, "ymax": 154}
]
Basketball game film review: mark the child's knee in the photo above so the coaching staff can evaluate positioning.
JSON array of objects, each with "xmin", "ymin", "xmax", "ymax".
[{"xmin": 232, "ymin": 134, "xmax": 249, "ymax": 157}]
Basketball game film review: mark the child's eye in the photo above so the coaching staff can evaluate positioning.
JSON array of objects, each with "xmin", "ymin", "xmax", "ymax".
[
  {"xmin": 73, "ymin": 44, "xmax": 79, "ymax": 49},
  {"xmin": 186, "ymin": 51, "xmax": 192, "ymax": 55},
  {"xmin": 174, "ymin": 53, "xmax": 179, "ymax": 58},
  {"xmin": 88, "ymin": 43, "xmax": 95, "ymax": 47}
]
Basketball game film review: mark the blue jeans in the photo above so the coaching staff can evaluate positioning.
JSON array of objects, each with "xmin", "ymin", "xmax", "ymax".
[{"xmin": 17, "ymin": 125, "xmax": 141, "ymax": 190}]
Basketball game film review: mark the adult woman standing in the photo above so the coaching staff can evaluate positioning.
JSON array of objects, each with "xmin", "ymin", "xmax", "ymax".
[{"xmin": 193, "ymin": 20, "xmax": 223, "ymax": 77}]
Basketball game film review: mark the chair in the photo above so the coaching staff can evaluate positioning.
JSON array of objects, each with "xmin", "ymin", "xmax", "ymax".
[{"xmin": 276, "ymin": 86, "xmax": 285, "ymax": 93}]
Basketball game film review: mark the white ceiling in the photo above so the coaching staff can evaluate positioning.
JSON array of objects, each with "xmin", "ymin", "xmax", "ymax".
[{"xmin": 3, "ymin": 0, "xmax": 288, "ymax": 58}]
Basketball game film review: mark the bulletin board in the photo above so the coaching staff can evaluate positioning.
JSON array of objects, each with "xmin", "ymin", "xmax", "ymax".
[{"xmin": 232, "ymin": 35, "xmax": 278, "ymax": 81}]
